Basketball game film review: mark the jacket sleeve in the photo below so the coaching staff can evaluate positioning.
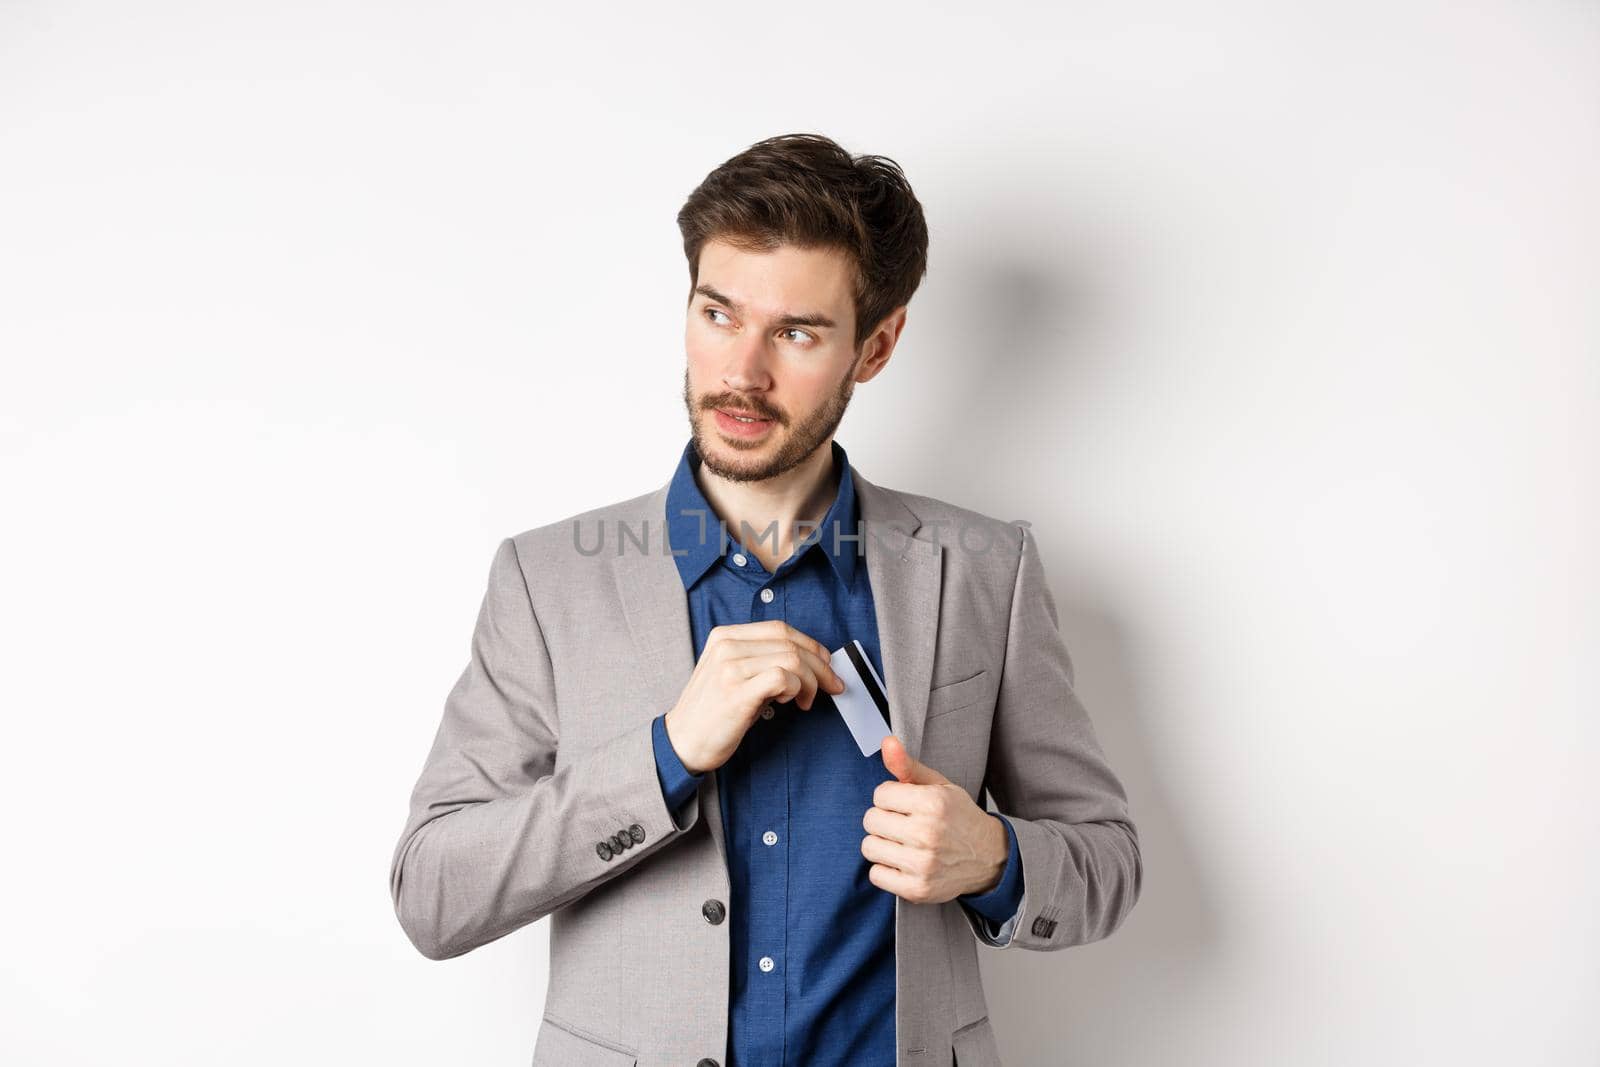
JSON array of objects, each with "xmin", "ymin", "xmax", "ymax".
[
  {"xmin": 962, "ymin": 523, "xmax": 1143, "ymax": 950},
  {"xmin": 389, "ymin": 536, "xmax": 702, "ymax": 961}
]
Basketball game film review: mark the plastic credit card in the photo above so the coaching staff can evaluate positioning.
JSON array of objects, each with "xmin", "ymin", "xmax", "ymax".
[{"xmin": 829, "ymin": 639, "xmax": 892, "ymax": 756}]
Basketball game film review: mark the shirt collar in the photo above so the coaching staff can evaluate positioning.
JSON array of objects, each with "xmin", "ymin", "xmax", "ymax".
[{"xmin": 665, "ymin": 437, "xmax": 860, "ymax": 592}]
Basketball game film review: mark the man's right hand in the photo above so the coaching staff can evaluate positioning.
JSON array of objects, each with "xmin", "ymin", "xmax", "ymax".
[{"xmin": 663, "ymin": 619, "xmax": 846, "ymax": 775}]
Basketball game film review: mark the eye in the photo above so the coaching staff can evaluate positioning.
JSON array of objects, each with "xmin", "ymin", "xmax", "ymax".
[
  {"xmin": 703, "ymin": 307, "xmax": 731, "ymax": 326},
  {"xmin": 779, "ymin": 328, "xmax": 815, "ymax": 345}
]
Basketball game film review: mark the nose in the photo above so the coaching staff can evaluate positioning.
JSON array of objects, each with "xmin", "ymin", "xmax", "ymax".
[{"xmin": 721, "ymin": 330, "xmax": 774, "ymax": 394}]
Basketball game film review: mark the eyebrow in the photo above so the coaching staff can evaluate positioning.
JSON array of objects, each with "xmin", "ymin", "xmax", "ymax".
[{"xmin": 693, "ymin": 284, "xmax": 838, "ymax": 330}]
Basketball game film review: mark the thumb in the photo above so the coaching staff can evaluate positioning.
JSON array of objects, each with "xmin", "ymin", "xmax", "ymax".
[{"xmin": 881, "ymin": 734, "xmax": 949, "ymax": 785}]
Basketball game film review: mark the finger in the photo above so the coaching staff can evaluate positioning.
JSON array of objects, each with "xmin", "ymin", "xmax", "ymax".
[
  {"xmin": 862, "ymin": 805, "xmax": 920, "ymax": 847},
  {"xmin": 732, "ymin": 618, "xmax": 804, "ymax": 646},
  {"xmin": 747, "ymin": 626, "xmax": 841, "ymax": 695},
  {"xmin": 860, "ymin": 831, "xmax": 923, "ymax": 874},
  {"xmin": 865, "ymin": 859, "xmax": 921, "ymax": 902},
  {"xmin": 780, "ymin": 622, "xmax": 833, "ymax": 666},
  {"xmin": 870, "ymin": 779, "xmax": 937, "ymax": 816},
  {"xmin": 740, "ymin": 663, "xmax": 806, "ymax": 710},
  {"xmin": 732, "ymin": 652, "xmax": 819, "ymax": 710},
  {"xmin": 781, "ymin": 642, "xmax": 842, "ymax": 704},
  {"xmin": 722, "ymin": 623, "xmax": 843, "ymax": 694},
  {"xmin": 718, "ymin": 637, "xmax": 838, "ymax": 687},
  {"xmin": 748, "ymin": 620, "xmax": 832, "ymax": 672},
  {"xmin": 731, "ymin": 647, "xmax": 837, "ymax": 708}
]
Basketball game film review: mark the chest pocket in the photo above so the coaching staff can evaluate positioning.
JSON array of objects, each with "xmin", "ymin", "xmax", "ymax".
[
  {"xmin": 533, "ymin": 1013, "xmax": 637, "ymax": 1066},
  {"xmin": 951, "ymin": 1014, "xmax": 1001, "ymax": 1066},
  {"xmin": 925, "ymin": 667, "xmax": 993, "ymax": 720}
]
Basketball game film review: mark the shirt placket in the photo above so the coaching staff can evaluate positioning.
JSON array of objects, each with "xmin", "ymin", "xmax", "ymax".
[{"xmin": 744, "ymin": 556, "xmax": 789, "ymax": 1065}]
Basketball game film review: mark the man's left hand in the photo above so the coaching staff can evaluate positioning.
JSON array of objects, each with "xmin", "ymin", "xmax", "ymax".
[{"xmin": 861, "ymin": 735, "xmax": 1009, "ymax": 904}]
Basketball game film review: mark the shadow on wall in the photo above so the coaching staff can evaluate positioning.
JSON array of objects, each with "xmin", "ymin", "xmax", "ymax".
[{"xmin": 905, "ymin": 242, "xmax": 1222, "ymax": 1065}]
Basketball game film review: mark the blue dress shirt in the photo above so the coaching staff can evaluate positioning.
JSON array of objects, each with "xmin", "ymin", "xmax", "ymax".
[{"xmin": 646, "ymin": 437, "xmax": 1024, "ymax": 1066}]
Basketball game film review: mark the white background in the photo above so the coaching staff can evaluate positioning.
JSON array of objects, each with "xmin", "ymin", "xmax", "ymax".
[{"xmin": 2, "ymin": 2, "xmax": 1595, "ymax": 1064}]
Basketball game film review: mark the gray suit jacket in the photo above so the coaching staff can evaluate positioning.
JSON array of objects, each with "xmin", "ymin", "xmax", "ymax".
[{"xmin": 389, "ymin": 461, "xmax": 1142, "ymax": 1067}]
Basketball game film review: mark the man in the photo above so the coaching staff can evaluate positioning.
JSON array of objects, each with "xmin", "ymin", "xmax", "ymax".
[{"xmin": 389, "ymin": 133, "xmax": 1142, "ymax": 1067}]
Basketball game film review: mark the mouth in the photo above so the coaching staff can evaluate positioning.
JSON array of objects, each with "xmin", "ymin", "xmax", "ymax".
[{"xmin": 713, "ymin": 407, "xmax": 776, "ymax": 438}]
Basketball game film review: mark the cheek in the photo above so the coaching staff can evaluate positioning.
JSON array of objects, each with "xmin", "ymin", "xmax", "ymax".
[
  {"xmin": 787, "ymin": 360, "xmax": 846, "ymax": 400},
  {"xmin": 684, "ymin": 322, "xmax": 725, "ymax": 371},
  {"xmin": 683, "ymin": 343, "xmax": 715, "ymax": 388}
]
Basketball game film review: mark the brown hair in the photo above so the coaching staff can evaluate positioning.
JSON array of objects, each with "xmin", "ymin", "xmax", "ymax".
[{"xmin": 676, "ymin": 133, "xmax": 929, "ymax": 351}]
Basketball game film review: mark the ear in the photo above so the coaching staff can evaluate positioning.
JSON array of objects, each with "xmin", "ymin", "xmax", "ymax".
[{"xmin": 855, "ymin": 307, "xmax": 908, "ymax": 383}]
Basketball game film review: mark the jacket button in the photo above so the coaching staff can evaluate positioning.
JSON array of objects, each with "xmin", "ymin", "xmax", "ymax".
[
  {"xmin": 701, "ymin": 899, "xmax": 725, "ymax": 924},
  {"xmin": 628, "ymin": 823, "xmax": 645, "ymax": 844},
  {"xmin": 698, "ymin": 1059, "xmax": 720, "ymax": 1067},
  {"xmin": 596, "ymin": 841, "xmax": 613, "ymax": 861},
  {"xmin": 611, "ymin": 831, "xmax": 628, "ymax": 852}
]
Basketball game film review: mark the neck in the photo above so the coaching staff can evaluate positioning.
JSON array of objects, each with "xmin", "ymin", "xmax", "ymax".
[{"xmin": 695, "ymin": 440, "xmax": 839, "ymax": 573}]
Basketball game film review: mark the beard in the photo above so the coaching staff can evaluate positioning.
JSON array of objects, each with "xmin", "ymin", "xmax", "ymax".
[{"xmin": 682, "ymin": 357, "xmax": 858, "ymax": 484}]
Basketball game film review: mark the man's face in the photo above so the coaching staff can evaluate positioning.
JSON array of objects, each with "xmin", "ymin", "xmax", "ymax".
[{"xmin": 682, "ymin": 237, "xmax": 873, "ymax": 484}]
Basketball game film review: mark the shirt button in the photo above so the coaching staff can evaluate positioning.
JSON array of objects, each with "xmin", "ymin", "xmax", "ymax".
[
  {"xmin": 759, "ymin": 588, "xmax": 774, "ymax": 603},
  {"xmin": 762, "ymin": 830, "xmax": 777, "ymax": 846},
  {"xmin": 759, "ymin": 703, "xmax": 775, "ymax": 720},
  {"xmin": 732, "ymin": 552, "xmax": 747, "ymax": 566},
  {"xmin": 758, "ymin": 956, "xmax": 775, "ymax": 972}
]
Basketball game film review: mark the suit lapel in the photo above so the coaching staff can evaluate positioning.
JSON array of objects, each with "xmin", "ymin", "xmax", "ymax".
[
  {"xmin": 610, "ymin": 481, "xmax": 695, "ymax": 711},
  {"xmin": 852, "ymin": 464, "xmax": 942, "ymax": 765},
  {"xmin": 608, "ymin": 481, "xmax": 734, "ymax": 861}
]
